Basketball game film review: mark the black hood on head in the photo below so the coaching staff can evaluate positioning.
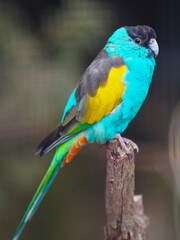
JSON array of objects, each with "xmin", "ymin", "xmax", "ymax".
[{"xmin": 125, "ymin": 25, "xmax": 157, "ymax": 46}]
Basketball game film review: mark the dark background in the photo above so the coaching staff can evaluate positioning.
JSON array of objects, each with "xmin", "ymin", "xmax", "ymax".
[{"xmin": 0, "ymin": 0, "xmax": 180, "ymax": 239}]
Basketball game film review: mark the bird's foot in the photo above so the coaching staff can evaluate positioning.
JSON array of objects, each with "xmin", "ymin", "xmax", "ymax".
[
  {"xmin": 122, "ymin": 137, "xmax": 139, "ymax": 153},
  {"xmin": 115, "ymin": 134, "xmax": 139, "ymax": 158}
]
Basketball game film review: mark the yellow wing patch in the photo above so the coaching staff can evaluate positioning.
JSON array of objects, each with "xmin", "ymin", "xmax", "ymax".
[{"xmin": 81, "ymin": 65, "xmax": 127, "ymax": 124}]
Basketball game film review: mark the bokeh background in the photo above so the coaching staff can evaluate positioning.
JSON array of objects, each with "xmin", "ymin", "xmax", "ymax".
[{"xmin": 0, "ymin": 0, "xmax": 180, "ymax": 239}]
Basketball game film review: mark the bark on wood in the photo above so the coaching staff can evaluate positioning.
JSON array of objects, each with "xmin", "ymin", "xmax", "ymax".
[{"xmin": 105, "ymin": 139, "xmax": 149, "ymax": 240}]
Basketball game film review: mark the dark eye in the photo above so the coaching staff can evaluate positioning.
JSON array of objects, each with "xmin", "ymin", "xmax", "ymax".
[{"xmin": 134, "ymin": 37, "xmax": 142, "ymax": 45}]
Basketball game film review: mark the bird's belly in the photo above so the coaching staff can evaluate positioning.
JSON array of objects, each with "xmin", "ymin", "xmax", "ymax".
[
  {"xmin": 86, "ymin": 85, "xmax": 148, "ymax": 144},
  {"xmin": 86, "ymin": 103, "xmax": 133, "ymax": 144},
  {"xmin": 86, "ymin": 62, "xmax": 153, "ymax": 144}
]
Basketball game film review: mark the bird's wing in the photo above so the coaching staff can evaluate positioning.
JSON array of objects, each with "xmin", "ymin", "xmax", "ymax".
[
  {"xmin": 36, "ymin": 49, "xmax": 127, "ymax": 155},
  {"xmin": 62, "ymin": 49, "xmax": 127, "ymax": 129}
]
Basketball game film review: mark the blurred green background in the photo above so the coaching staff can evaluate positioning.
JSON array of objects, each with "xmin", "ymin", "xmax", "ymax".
[{"xmin": 0, "ymin": 0, "xmax": 180, "ymax": 239}]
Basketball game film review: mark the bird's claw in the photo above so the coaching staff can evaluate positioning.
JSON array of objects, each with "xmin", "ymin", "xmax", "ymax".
[
  {"xmin": 122, "ymin": 137, "xmax": 139, "ymax": 153},
  {"xmin": 115, "ymin": 134, "xmax": 139, "ymax": 159}
]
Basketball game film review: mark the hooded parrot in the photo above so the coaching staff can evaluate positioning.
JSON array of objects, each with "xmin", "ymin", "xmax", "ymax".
[{"xmin": 13, "ymin": 25, "xmax": 159, "ymax": 240}]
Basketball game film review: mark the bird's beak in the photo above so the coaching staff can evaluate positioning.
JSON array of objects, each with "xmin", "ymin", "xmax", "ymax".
[{"xmin": 148, "ymin": 38, "xmax": 159, "ymax": 57}]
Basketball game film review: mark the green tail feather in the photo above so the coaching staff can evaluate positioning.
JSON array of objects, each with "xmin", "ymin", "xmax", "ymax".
[{"xmin": 13, "ymin": 136, "xmax": 79, "ymax": 240}]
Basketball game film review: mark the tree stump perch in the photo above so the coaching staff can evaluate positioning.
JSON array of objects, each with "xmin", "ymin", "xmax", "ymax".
[{"xmin": 105, "ymin": 139, "xmax": 149, "ymax": 240}]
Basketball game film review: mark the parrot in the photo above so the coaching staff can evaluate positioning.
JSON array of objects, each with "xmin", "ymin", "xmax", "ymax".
[{"xmin": 13, "ymin": 25, "xmax": 159, "ymax": 240}]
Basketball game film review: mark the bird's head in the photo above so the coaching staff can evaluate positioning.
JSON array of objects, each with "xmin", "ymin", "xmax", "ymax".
[
  {"xmin": 106, "ymin": 25, "xmax": 159, "ymax": 59},
  {"xmin": 125, "ymin": 25, "xmax": 159, "ymax": 57}
]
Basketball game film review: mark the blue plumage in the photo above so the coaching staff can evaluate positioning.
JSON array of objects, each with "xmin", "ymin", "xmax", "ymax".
[
  {"xmin": 13, "ymin": 25, "xmax": 158, "ymax": 240},
  {"xmin": 63, "ymin": 27, "xmax": 156, "ymax": 144}
]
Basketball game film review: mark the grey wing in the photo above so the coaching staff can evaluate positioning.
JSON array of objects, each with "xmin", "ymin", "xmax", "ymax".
[{"xmin": 36, "ymin": 49, "xmax": 124, "ymax": 156}]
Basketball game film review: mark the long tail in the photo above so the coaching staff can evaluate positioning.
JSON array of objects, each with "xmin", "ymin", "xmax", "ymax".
[{"xmin": 13, "ymin": 133, "xmax": 87, "ymax": 240}]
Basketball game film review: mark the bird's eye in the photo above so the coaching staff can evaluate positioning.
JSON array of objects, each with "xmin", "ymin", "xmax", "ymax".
[{"xmin": 134, "ymin": 37, "xmax": 142, "ymax": 45}]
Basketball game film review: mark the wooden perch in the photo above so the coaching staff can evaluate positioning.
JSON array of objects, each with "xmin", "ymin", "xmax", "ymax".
[{"xmin": 105, "ymin": 139, "xmax": 149, "ymax": 240}]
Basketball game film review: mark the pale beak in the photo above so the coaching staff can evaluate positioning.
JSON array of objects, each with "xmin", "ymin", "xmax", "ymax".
[{"xmin": 148, "ymin": 38, "xmax": 159, "ymax": 57}]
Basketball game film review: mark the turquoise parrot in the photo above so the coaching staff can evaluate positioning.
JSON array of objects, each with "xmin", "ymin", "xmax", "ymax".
[{"xmin": 13, "ymin": 25, "xmax": 159, "ymax": 239}]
